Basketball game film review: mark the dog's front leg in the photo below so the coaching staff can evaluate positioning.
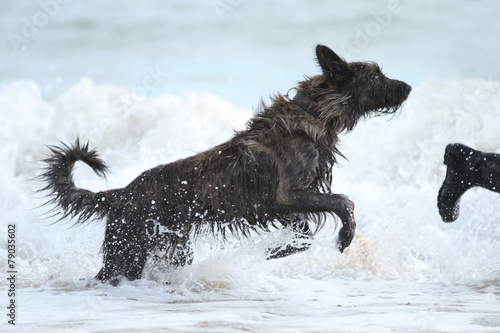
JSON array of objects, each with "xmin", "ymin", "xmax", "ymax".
[
  {"xmin": 283, "ymin": 190, "xmax": 356, "ymax": 253},
  {"xmin": 266, "ymin": 217, "xmax": 312, "ymax": 260}
]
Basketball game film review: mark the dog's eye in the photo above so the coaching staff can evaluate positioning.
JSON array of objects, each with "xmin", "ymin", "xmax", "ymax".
[{"xmin": 320, "ymin": 83, "xmax": 329, "ymax": 89}]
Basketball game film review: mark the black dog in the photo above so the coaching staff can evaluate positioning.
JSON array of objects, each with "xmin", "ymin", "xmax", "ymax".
[{"xmin": 40, "ymin": 45, "xmax": 411, "ymax": 284}]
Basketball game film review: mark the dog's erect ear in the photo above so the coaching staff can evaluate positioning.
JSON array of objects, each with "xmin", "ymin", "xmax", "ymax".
[{"xmin": 315, "ymin": 45, "xmax": 352, "ymax": 83}]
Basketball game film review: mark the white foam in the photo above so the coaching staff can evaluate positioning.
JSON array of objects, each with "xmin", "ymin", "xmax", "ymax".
[{"xmin": 1, "ymin": 78, "xmax": 500, "ymax": 332}]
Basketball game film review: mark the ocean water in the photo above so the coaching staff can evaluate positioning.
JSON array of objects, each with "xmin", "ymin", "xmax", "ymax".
[{"xmin": 1, "ymin": 1, "xmax": 500, "ymax": 332}]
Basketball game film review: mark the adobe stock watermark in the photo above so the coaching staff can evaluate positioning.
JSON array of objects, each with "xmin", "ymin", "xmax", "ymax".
[
  {"xmin": 463, "ymin": 73, "xmax": 500, "ymax": 111},
  {"xmin": 87, "ymin": 65, "xmax": 169, "ymax": 145},
  {"xmin": 6, "ymin": 224, "xmax": 17, "ymax": 326},
  {"xmin": 339, "ymin": 0, "xmax": 403, "ymax": 58},
  {"xmin": 213, "ymin": 0, "xmax": 243, "ymax": 21},
  {"xmin": 7, "ymin": 0, "xmax": 70, "ymax": 53}
]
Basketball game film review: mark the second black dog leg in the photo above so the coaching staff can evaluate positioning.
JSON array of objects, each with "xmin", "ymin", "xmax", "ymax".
[{"xmin": 267, "ymin": 218, "xmax": 312, "ymax": 260}]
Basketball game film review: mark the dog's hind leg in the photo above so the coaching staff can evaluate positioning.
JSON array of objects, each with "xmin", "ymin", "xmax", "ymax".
[
  {"xmin": 148, "ymin": 230, "xmax": 194, "ymax": 270},
  {"xmin": 163, "ymin": 235, "xmax": 194, "ymax": 268},
  {"xmin": 94, "ymin": 217, "xmax": 153, "ymax": 284},
  {"xmin": 95, "ymin": 239, "xmax": 151, "ymax": 285}
]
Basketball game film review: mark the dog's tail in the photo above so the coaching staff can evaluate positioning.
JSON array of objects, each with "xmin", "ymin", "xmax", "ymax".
[{"xmin": 38, "ymin": 138, "xmax": 114, "ymax": 225}]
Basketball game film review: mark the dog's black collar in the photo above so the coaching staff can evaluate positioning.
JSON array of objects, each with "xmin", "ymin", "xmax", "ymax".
[{"xmin": 292, "ymin": 91, "xmax": 322, "ymax": 119}]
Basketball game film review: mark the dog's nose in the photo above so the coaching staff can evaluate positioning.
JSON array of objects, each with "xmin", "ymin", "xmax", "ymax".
[
  {"xmin": 404, "ymin": 83, "xmax": 412, "ymax": 94},
  {"xmin": 400, "ymin": 82, "xmax": 412, "ymax": 97}
]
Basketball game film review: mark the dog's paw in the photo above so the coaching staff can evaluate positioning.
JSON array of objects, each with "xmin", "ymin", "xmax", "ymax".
[
  {"xmin": 337, "ymin": 226, "xmax": 355, "ymax": 253},
  {"xmin": 266, "ymin": 237, "xmax": 312, "ymax": 260}
]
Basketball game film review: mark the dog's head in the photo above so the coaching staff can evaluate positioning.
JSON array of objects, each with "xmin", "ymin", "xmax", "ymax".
[{"xmin": 299, "ymin": 45, "xmax": 411, "ymax": 127}]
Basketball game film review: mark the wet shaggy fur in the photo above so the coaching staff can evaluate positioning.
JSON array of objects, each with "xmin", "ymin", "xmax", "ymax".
[{"xmin": 39, "ymin": 45, "xmax": 411, "ymax": 284}]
